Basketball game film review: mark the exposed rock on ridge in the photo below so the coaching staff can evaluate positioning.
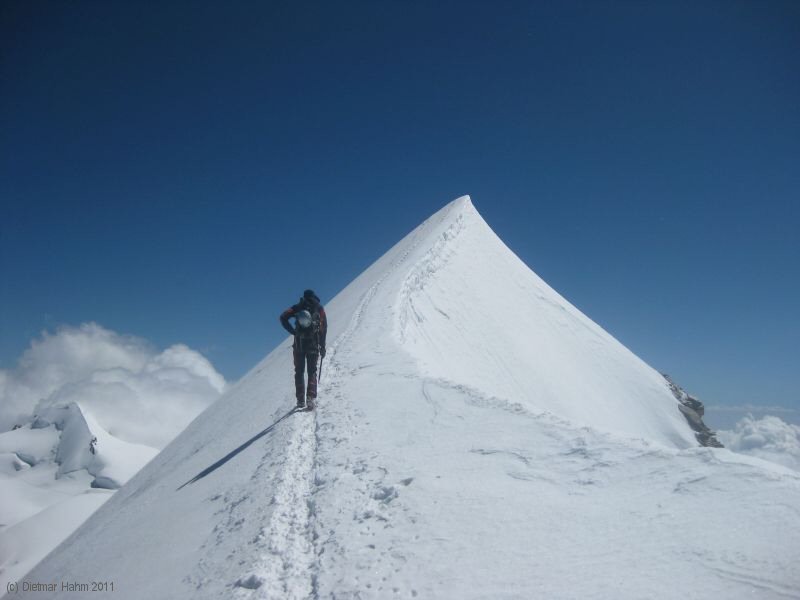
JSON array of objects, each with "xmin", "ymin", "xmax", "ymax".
[{"xmin": 663, "ymin": 374, "xmax": 723, "ymax": 448}]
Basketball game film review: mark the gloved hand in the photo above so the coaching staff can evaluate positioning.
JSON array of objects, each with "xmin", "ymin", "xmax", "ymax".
[{"xmin": 320, "ymin": 346, "xmax": 326, "ymax": 358}]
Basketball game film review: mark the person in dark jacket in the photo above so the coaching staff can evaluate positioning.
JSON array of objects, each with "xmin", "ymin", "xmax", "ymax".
[{"xmin": 280, "ymin": 289, "xmax": 328, "ymax": 410}]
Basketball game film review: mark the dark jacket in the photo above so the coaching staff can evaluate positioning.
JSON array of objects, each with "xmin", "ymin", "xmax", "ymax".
[{"xmin": 280, "ymin": 294, "xmax": 328, "ymax": 352}]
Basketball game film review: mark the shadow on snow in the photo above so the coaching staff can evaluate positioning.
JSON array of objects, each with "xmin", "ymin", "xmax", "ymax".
[{"xmin": 176, "ymin": 407, "xmax": 299, "ymax": 491}]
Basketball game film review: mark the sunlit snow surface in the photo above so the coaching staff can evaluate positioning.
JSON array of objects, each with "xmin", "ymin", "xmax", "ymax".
[{"xmin": 17, "ymin": 198, "xmax": 800, "ymax": 599}]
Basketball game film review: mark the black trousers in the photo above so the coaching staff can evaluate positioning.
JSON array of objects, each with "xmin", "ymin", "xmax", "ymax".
[{"xmin": 293, "ymin": 349, "xmax": 318, "ymax": 402}]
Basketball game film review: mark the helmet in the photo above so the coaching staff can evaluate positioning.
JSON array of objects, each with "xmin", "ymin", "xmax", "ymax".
[{"xmin": 296, "ymin": 310, "xmax": 312, "ymax": 329}]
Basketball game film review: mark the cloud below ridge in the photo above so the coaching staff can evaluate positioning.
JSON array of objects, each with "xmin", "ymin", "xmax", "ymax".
[
  {"xmin": 718, "ymin": 414, "xmax": 800, "ymax": 472},
  {"xmin": 0, "ymin": 323, "xmax": 226, "ymax": 448}
]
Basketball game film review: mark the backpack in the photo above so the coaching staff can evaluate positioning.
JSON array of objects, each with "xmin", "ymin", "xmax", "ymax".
[{"xmin": 295, "ymin": 299, "xmax": 321, "ymax": 353}]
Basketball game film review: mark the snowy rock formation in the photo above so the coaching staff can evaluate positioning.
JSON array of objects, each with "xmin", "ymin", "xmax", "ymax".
[
  {"xmin": 664, "ymin": 374, "xmax": 723, "ymax": 448},
  {"xmin": 0, "ymin": 402, "xmax": 157, "ymax": 586},
  {"xmin": 15, "ymin": 197, "xmax": 800, "ymax": 599}
]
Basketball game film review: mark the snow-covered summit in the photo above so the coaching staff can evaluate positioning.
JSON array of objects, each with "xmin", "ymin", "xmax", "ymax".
[
  {"xmin": 19, "ymin": 197, "xmax": 800, "ymax": 599},
  {"xmin": 375, "ymin": 194, "xmax": 695, "ymax": 447}
]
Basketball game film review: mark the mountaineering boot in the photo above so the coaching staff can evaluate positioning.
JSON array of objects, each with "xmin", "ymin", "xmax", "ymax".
[
  {"xmin": 296, "ymin": 396, "xmax": 305, "ymax": 410},
  {"xmin": 306, "ymin": 397, "xmax": 316, "ymax": 411}
]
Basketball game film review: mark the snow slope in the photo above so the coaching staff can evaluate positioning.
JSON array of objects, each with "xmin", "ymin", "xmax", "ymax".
[{"xmin": 16, "ymin": 197, "xmax": 800, "ymax": 599}]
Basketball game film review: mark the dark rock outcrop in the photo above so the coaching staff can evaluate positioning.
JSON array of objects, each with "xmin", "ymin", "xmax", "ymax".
[{"xmin": 663, "ymin": 374, "xmax": 724, "ymax": 448}]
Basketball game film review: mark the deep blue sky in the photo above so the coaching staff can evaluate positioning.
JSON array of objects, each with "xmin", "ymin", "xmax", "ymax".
[{"xmin": 2, "ymin": 1, "xmax": 798, "ymax": 418}]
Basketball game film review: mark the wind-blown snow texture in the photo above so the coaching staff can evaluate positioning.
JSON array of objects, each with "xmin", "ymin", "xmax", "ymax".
[{"xmin": 18, "ymin": 197, "xmax": 800, "ymax": 599}]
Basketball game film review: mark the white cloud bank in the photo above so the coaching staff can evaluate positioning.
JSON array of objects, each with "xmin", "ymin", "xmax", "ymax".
[
  {"xmin": 718, "ymin": 414, "xmax": 800, "ymax": 472},
  {"xmin": 0, "ymin": 323, "xmax": 226, "ymax": 448},
  {"xmin": 705, "ymin": 404, "xmax": 800, "ymax": 431}
]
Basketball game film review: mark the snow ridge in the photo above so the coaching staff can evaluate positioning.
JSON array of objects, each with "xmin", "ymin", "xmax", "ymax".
[
  {"xmin": 232, "ymin": 200, "xmax": 454, "ymax": 599},
  {"xmin": 18, "ymin": 196, "xmax": 800, "ymax": 600}
]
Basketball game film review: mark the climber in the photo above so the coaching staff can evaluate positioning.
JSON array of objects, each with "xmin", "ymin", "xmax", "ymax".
[{"xmin": 279, "ymin": 289, "xmax": 327, "ymax": 410}]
